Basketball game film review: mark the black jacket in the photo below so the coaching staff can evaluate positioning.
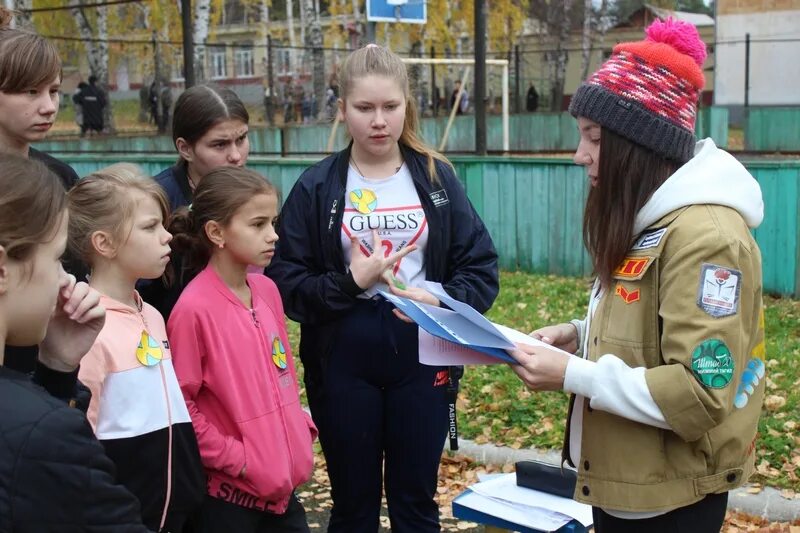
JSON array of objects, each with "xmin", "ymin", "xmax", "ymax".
[
  {"xmin": 266, "ymin": 144, "xmax": 499, "ymax": 372},
  {"xmin": 73, "ymin": 83, "xmax": 106, "ymax": 130},
  {"xmin": 0, "ymin": 365, "xmax": 150, "ymax": 532},
  {"xmin": 153, "ymin": 163, "xmax": 192, "ymax": 215}
]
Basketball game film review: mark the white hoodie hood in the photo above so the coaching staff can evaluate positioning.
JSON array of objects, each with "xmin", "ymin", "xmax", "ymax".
[{"xmin": 633, "ymin": 139, "xmax": 764, "ymax": 235}]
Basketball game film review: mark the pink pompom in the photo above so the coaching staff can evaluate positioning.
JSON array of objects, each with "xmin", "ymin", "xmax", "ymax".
[{"xmin": 645, "ymin": 18, "xmax": 707, "ymax": 67}]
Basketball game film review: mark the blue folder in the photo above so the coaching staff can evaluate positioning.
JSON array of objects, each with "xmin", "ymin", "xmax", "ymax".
[{"xmin": 452, "ymin": 489, "xmax": 589, "ymax": 533}]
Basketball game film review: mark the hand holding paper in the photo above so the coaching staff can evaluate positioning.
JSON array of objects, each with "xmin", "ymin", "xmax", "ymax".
[
  {"xmin": 529, "ymin": 322, "xmax": 579, "ymax": 354},
  {"xmin": 378, "ymin": 281, "xmax": 574, "ymax": 368},
  {"xmin": 506, "ymin": 342, "xmax": 571, "ymax": 391},
  {"xmin": 384, "ymin": 276, "xmax": 440, "ymax": 323}
]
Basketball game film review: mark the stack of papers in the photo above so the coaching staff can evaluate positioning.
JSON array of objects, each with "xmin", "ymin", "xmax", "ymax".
[
  {"xmin": 454, "ymin": 473, "xmax": 593, "ymax": 532},
  {"xmin": 378, "ymin": 281, "xmax": 571, "ymax": 366}
]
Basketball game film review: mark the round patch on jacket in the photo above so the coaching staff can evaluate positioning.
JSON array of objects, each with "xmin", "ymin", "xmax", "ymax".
[
  {"xmin": 349, "ymin": 188, "xmax": 378, "ymax": 214},
  {"xmin": 691, "ymin": 339, "xmax": 734, "ymax": 389},
  {"xmin": 136, "ymin": 330, "xmax": 163, "ymax": 366},
  {"xmin": 272, "ymin": 336, "xmax": 288, "ymax": 370}
]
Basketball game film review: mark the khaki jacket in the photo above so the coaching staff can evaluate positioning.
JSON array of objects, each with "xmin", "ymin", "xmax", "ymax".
[{"xmin": 564, "ymin": 204, "xmax": 765, "ymax": 512}]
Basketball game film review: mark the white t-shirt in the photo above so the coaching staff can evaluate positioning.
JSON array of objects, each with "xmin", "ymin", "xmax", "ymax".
[{"xmin": 341, "ymin": 163, "xmax": 428, "ymax": 297}]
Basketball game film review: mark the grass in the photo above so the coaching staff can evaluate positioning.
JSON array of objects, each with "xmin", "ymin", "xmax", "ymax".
[
  {"xmin": 287, "ymin": 271, "xmax": 800, "ymax": 491},
  {"xmin": 52, "ymin": 98, "xmax": 275, "ymax": 137}
]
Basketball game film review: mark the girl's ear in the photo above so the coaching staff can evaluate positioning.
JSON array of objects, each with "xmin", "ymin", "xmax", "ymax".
[
  {"xmin": 204, "ymin": 220, "xmax": 225, "ymax": 249},
  {"xmin": 176, "ymin": 138, "xmax": 193, "ymax": 163},
  {"xmin": 0, "ymin": 246, "xmax": 9, "ymax": 296},
  {"xmin": 337, "ymin": 98, "xmax": 345, "ymax": 120},
  {"xmin": 91, "ymin": 230, "xmax": 117, "ymax": 259}
]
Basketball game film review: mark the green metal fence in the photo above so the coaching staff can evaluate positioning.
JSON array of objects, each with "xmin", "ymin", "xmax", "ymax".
[
  {"xmin": 745, "ymin": 108, "xmax": 800, "ymax": 152},
  {"xmin": 53, "ymin": 153, "xmax": 800, "ymax": 297},
  {"xmin": 37, "ymin": 107, "xmax": 730, "ymax": 155}
]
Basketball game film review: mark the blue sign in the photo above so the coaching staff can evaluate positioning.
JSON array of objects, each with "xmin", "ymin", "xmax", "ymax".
[{"xmin": 367, "ymin": 0, "xmax": 426, "ymax": 24}]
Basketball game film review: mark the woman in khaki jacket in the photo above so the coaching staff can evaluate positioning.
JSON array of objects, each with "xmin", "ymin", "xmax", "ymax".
[{"xmin": 509, "ymin": 19, "xmax": 765, "ymax": 533}]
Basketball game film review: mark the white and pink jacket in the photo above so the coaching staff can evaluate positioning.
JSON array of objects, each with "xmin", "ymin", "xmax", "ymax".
[{"xmin": 168, "ymin": 265, "xmax": 317, "ymax": 514}]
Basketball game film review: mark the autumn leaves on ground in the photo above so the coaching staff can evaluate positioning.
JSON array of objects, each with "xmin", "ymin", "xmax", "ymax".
[{"xmin": 287, "ymin": 271, "xmax": 800, "ymax": 531}]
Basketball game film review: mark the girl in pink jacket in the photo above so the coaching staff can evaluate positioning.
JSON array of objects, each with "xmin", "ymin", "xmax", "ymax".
[{"xmin": 167, "ymin": 167, "xmax": 316, "ymax": 533}]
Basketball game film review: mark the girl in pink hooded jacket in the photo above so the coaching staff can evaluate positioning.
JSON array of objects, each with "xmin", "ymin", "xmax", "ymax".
[{"xmin": 167, "ymin": 167, "xmax": 317, "ymax": 533}]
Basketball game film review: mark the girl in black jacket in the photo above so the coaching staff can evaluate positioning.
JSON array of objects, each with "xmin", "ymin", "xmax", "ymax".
[
  {"xmin": 267, "ymin": 44, "xmax": 499, "ymax": 533},
  {"xmin": 0, "ymin": 154, "xmax": 151, "ymax": 532}
]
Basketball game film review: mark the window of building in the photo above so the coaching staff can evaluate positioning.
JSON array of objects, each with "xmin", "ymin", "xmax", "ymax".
[
  {"xmin": 234, "ymin": 47, "xmax": 255, "ymax": 78},
  {"xmin": 211, "ymin": 48, "xmax": 227, "ymax": 79}
]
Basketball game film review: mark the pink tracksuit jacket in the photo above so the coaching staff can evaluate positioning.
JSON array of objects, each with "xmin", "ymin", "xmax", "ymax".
[{"xmin": 168, "ymin": 265, "xmax": 317, "ymax": 514}]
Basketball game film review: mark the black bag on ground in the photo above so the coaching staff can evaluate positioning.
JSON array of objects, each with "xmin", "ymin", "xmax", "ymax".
[{"xmin": 515, "ymin": 460, "xmax": 577, "ymax": 499}]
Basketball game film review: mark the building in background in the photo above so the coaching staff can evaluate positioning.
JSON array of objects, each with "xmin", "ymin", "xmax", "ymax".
[
  {"xmin": 714, "ymin": 0, "xmax": 800, "ymax": 123},
  {"xmin": 518, "ymin": 3, "xmax": 715, "ymax": 111}
]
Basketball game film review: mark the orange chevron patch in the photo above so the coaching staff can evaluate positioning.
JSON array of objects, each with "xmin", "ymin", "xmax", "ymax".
[
  {"xmin": 615, "ymin": 283, "xmax": 640, "ymax": 304},
  {"xmin": 613, "ymin": 256, "xmax": 653, "ymax": 280}
]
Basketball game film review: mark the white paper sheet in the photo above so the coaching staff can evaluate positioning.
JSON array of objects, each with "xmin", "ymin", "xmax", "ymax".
[
  {"xmin": 455, "ymin": 490, "xmax": 573, "ymax": 531},
  {"xmin": 469, "ymin": 473, "xmax": 594, "ymax": 527}
]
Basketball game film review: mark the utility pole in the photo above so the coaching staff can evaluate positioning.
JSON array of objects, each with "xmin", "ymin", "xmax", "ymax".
[
  {"xmin": 430, "ymin": 45, "xmax": 437, "ymax": 117},
  {"xmin": 744, "ymin": 32, "xmax": 750, "ymax": 108},
  {"xmin": 181, "ymin": 0, "xmax": 195, "ymax": 87},
  {"xmin": 474, "ymin": 0, "xmax": 487, "ymax": 155}
]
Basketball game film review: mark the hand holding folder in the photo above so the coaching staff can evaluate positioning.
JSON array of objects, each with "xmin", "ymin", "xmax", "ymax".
[{"xmin": 379, "ymin": 281, "xmax": 572, "ymax": 366}]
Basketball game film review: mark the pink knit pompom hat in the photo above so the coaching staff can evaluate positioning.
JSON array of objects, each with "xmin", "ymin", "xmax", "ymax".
[{"xmin": 568, "ymin": 18, "xmax": 707, "ymax": 162}]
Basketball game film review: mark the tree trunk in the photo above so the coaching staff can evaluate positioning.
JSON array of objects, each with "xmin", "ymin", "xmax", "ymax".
[
  {"xmin": 70, "ymin": 1, "xmax": 115, "ymax": 133},
  {"xmin": 549, "ymin": 0, "xmax": 573, "ymax": 112},
  {"xmin": 261, "ymin": 0, "xmax": 271, "ymax": 81},
  {"xmin": 580, "ymin": 0, "xmax": 593, "ymax": 81},
  {"xmin": 351, "ymin": 0, "xmax": 363, "ymax": 47},
  {"xmin": 286, "ymin": 0, "xmax": 296, "ymax": 74},
  {"xmin": 12, "ymin": 0, "xmax": 32, "ymax": 28},
  {"xmin": 305, "ymin": 0, "xmax": 325, "ymax": 121},
  {"xmin": 193, "ymin": 0, "xmax": 211, "ymax": 82}
]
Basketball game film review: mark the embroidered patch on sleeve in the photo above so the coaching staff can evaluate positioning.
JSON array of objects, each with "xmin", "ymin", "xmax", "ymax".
[
  {"xmin": 691, "ymin": 339, "xmax": 734, "ymax": 389},
  {"xmin": 632, "ymin": 228, "xmax": 667, "ymax": 250},
  {"xmin": 613, "ymin": 256, "xmax": 654, "ymax": 280},
  {"xmin": 696, "ymin": 263, "xmax": 742, "ymax": 318},
  {"xmin": 615, "ymin": 283, "xmax": 640, "ymax": 304}
]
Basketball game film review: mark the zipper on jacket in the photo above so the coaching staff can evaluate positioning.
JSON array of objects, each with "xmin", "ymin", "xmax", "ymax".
[
  {"xmin": 251, "ymin": 309, "xmax": 260, "ymax": 328},
  {"xmin": 252, "ymin": 304, "xmax": 298, "ymax": 506},
  {"xmin": 135, "ymin": 305, "xmax": 174, "ymax": 532}
]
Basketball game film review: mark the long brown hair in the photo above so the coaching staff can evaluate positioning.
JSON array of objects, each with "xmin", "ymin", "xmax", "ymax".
[
  {"xmin": 583, "ymin": 128, "xmax": 679, "ymax": 287},
  {"xmin": 339, "ymin": 44, "xmax": 451, "ymax": 182},
  {"xmin": 168, "ymin": 167, "xmax": 276, "ymax": 277},
  {"xmin": 172, "ymin": 84, "xmax": 249, "ymax": 162},
  {"xmin": 0, "ymin": 7, "xmax": 61, "ymax": 92},
  {"xmin": 0, "ymin": 154, "xmax": 67, "ymax": 262}
]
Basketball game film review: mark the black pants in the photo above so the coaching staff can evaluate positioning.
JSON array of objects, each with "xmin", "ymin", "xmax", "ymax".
[
  {"xmin": 305, "ymin": 299, "xmax": 450, "ymax": 533},
  {"xmin": 592, "ymin": 491, "xmax": 728, "ymax": 533},
  {"xmin": 194, "ymin": 493, "xmax": 309, "ymax": 533}
]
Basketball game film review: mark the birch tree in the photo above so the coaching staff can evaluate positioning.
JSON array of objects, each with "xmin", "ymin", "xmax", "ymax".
[
  {"xmin": 580, "ymin": 0, "xmax": 593, "ymax": 81},
  {"xmin": 304, "ymin": 0, "xmax": 325, "ymax": 120},
  {"xmin": 286, "ymin": 0, "xmax": 296, "ymax": 74},
  {"xmin": 12, "ymin": 0, "xmax": 32, "ymax": 28},
  {"xmin": 69, "ymin": 0, "xmax": 115, "ymax": 132},
  {"xmin": 194, "ymin": 0, "xmax": 211, "ymax": 81},
  {"xmin": 550, "ymin": 0, "xmax": 573, "ymax": 111}
]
